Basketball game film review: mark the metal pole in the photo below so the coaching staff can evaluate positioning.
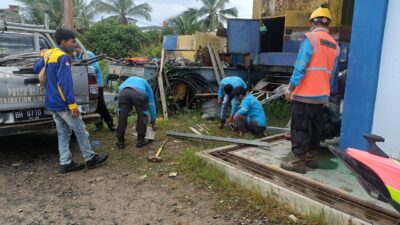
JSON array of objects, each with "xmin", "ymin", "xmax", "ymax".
[
  {"xmin": 44, "ymin": 14, "xmax": 49, "ymax": 30},
  {"xmin": 64, "ymin": 0, "xmax": 74, "ymax": 30}
]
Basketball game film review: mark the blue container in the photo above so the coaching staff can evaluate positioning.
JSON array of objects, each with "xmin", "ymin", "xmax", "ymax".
[
  {"xmin": 227, "ymin": 19, "xmax": 260, "ymax": 53},
  {"xmin": 252, "ymin": 52, "xmax": 297, "ymax": 67},
  {"xmin": 163, "ymin": 36, "xmax": 177, "ymax": 50}
]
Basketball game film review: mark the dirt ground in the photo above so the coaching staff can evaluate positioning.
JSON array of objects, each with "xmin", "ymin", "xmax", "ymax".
[{"xmin": 0, "ymin": 122, "xmax": 279, "ymax": 225}]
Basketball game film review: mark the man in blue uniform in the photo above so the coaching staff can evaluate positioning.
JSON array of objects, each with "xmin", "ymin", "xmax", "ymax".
[
  {"xmin": 34, "ymin": 28, "xmax": 108, "ymax": 173},
  {"xmin": 217, "ymin": 76, "xmax": 247, "ymax": 129},
  {"xmin": 232, "ymin": 87, "xmax": 267, "ymax": 137},
  {"xmin": 74, "ymin": 45, "xmax": 115, "ymax": 132},
  {"xmin": 116, "ymin": 76, "xmax": 156, "ymax": 149}
]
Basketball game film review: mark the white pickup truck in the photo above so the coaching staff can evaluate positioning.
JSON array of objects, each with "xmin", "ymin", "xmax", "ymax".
[{"xmin": 0, "ymin": 22, "xmax": 100, "ymax": 136}]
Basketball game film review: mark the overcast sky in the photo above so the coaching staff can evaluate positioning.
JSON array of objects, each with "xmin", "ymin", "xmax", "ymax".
[{"xmin": 0, "ymin": 0, "xmax": 253, "ymax": 26}]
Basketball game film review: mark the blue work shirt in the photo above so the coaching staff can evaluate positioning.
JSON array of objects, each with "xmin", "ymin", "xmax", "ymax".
[
  {"xmin": 34, "ymin": 46, "xmax": 77, "ymax": 111},
  {"xmin": 75, "ymin": 50, "xmax": 104, "ymax": 87},
  {"xmin": 236, "ymin": 94, "xmax": 267, "ymax": 127},
  {"xmin": 218, "ymin": 76, "xmax": 247, "ymax": 115},
  {"xmin": 289, "ymin": 37, "xmax": 339, "ymax": 98},
  {"xmin": 118, "ymin": 76, "xmax": 157, "ymax": 123}
]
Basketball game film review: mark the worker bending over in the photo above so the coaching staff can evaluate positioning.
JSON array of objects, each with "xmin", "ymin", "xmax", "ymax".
[
  {"xmin": 217, "ymin": 76, "xmax": 247, "ymax": 129},
  {"xmin": 281, "ymin": 4, "xmax": 339, "ymax": 174},
  {"xmin": 116, "ymin": 76, "xmax": 156, "ymax": 149},
  {"xmin": 231, "ymin": 87, "xmax": 267, "ymax": 137}
]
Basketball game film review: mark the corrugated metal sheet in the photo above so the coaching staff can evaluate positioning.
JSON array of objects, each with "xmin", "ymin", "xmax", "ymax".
[{"xmin": 227, "ymin": 19, "xmax": 260, "ymax": 53}]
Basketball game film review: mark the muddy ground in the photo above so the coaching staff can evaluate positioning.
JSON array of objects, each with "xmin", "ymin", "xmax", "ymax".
[{"xmin": 0, "ymin": 114, "xmax": 301, "ymax": 225}]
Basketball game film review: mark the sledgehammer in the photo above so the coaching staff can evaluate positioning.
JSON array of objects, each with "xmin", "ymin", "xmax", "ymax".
[{"xmin": 148, "ymin": 141, "xmax": 167, "ymax": 163}]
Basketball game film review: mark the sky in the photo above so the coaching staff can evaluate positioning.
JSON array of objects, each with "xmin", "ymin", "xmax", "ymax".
[{"xmin": 0, "ymin": 0, "xmax": 253, "ymax": 26}]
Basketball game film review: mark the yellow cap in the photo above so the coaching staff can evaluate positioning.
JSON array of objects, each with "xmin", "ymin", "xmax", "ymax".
[{"xmin": 310, "ymin": 6, "xmax": 332, "ymax": 21}]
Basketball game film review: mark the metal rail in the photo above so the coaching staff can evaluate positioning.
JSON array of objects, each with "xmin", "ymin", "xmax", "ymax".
[
  {"xmin": 167, "ymin": 131, "xmax": 270, "ymax": 149},
  {"xmin": 207, "ymin": 136, "xmax": 400, "ymax": 225}
]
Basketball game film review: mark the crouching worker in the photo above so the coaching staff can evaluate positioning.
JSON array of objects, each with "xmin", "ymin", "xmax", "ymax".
[
  {"xmin": 232, "ymin": 87, "xmax": 267, "ymax": 138},
  {"xmin": 116, "ymin": 76, "xmax": 156, "ymax": 149},
  {"xmin": 34, "ymin": 28, "xmax": 108, "ymax": 173},
  {"xmin": 217, "ymin": 76, "xmax": 247, "ymax": 129}
]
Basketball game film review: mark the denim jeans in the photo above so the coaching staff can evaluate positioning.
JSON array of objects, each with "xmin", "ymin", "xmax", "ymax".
[
  {"xmin": 51, "ymin": 111, "xmax": 95, "ymax": 165},
  {"xmin": 220, "ymin": 95, "xmax": 239, "ymax": 120}
]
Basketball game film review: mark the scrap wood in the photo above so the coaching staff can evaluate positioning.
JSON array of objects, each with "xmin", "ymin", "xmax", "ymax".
[
  {"xmin": 208, "ymin": 43, "xmax": 221, "ymax": 85},
  {"xmin": 166, "ymin": 131, "xmax": 270, "ymax": 149},
  {"xmin": 189, "ymin": 126, "xmax": 202, "ymax": 135},
  {"xmin": 267, "ymin": 126, "xmax": 290, "ymax": 133}
]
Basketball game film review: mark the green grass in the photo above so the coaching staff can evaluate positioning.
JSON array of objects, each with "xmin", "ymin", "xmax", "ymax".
[{"xmin": 179, "ymin": 148, "xmax": 327, "ymax": 225}]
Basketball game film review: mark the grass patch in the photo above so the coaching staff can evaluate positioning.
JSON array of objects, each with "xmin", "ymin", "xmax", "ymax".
[{"xmin": 179, "ymin": 148, "xmax": 327, "ymax": 225}]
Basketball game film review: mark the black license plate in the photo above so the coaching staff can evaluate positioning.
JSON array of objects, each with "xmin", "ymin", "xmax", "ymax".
[{"xmin": 14, "ymin": 109, "xmax": 52, "ymax": 122}]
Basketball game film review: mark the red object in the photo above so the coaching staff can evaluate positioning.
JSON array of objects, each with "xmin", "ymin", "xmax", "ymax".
[
  {"xmin": 292, "ymin": 29, "xmax": 339, "ymax": 98},
  {"xmin": 347, "ymin": 148, "xmax": 400, "ymax": 191},
  {"xmin": 125, "ymin": 57, "xmax": 149, "ymax": 65}
]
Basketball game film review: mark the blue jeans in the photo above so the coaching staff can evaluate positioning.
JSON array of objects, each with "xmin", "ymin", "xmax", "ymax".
[
  {"xmin": 220, "ymin": 95, "xmax": 239, "ymax": 120},
  {"xmin": 51, "ymin": 111, "xmax": 95, "ymax": 165}
]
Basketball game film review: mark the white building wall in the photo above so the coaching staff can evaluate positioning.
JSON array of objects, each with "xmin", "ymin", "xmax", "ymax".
[{"xmin": 372, "ymin": 0, "xmax": 400, "ymax": 158}]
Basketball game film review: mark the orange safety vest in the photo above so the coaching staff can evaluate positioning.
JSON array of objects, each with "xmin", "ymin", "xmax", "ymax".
[{"xmin": 292, "ymin": 29, "xmax": 339, "ymax": 98}]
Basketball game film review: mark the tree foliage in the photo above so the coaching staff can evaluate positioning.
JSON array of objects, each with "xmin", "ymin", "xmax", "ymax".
[
  {"xmin": 17, "ymin": 0, "xmax": 95, "ymax": 29},
  {"xmin": 166, "ymin": 10, "xmax": 202, "ymax": 35},
  {"xmin": 84, "ymin": 19, "xmax": 161, "ymax": 58},
  {"xmin": 196, "ymin": 0, "xmax": 238, "ymax": 31},
  {"xmin": 91, "ymin": 0, "xmax": 152, "ymax": 24}
]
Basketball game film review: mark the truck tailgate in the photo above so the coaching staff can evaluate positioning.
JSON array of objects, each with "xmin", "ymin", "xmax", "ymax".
[{"xmin": 0, "ymin": 66, "xmax": 90, "ymax": 112}]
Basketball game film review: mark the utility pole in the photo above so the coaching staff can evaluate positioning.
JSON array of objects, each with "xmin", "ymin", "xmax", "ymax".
[{"xmin": 64, "ymin": 0, "xmax": 74, "ymax": 30}]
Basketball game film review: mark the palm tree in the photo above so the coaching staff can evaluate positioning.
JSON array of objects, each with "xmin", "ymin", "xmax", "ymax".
[
  {"xmin": 92, "ymin": 0, "xmax": 152, "ymax": 24},
  {"xmin": 194, "ymin": 0, "xmax": 238, "ymax": 32},
  {"xmin": 74, "ymin": 0, "xmax": 96, "ymax": 30},
  {"xmin": 17, "ymin": 0, "xmax": 94, "ymax": 29},
  {"xmin": 167, "ymin": 10, "xmax": 202, "ymax": 35},
  {"xmin": 18, "ymin": 0, "xmax": 64, "ymax": 28}
]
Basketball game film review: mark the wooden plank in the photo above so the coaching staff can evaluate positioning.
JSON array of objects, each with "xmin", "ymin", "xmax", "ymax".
[
  {"xmin": 166, "ymin": 131, "xmax": 270, "ymax": 149},
  {"xmin": 213, "ymin": 47, "xmax": 226, "ymax": 78},
  {"xmin": 194, "ymin": 93, "xmax": 218, "ymax": 98},
  {"xmin": 158, "ymin": 48, "xmax": 168, "ymax": 119},
  {"xmin": 208, "ymin": 43, "xmax": 221, "ymax": 85}
]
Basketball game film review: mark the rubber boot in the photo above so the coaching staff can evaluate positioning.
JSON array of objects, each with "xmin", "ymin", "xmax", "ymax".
[
  {"xmin": 219, "ymin": 119, "xmax": 226, "ymax": 129},
  {"xmin": 306, "ymin": 151, "xmax": 318, "ymax": 169},
  {"xmin": 280, "ymin": 154, "xmax": 307, "ymax": 174}
]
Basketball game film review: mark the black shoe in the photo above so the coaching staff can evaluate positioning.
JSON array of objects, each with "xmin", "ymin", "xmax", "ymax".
[
  {"xmin": 59, "ymin": 161, "xmax": 85, "ymax": 174},
  {"xmin": 86, "ymin": 153, "xmax": 108, "ymax": 169},
  {"xmin": 218, "ymin": 119, "xmax": 226, "ymax": 129},
  {"xmin": 136, "ymin": 139, "xmax": 152, "ymax": 148},
  {"xmin": 107, "ymin": 122, "xmax": 116, "ymax": 132},
  {"xmin": 116, "ymin": 141, "xmax": 125, "ymax": 149}
]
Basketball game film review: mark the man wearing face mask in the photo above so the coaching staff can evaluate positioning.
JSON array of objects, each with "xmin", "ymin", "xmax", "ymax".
[{"xmin": 34, "ymin": 28, "xmax": 108, "ymax": 173}]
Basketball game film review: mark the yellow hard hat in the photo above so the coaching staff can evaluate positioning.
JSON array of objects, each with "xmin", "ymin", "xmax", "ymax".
[{"xmin": 310, "ymin": 5, "xmax": 332, "ymax": 21}]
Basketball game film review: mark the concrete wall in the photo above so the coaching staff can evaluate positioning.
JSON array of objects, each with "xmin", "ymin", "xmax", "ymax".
[{"xmin": 372, "ymin": 0, "xmax": 400, "ymax": 159}]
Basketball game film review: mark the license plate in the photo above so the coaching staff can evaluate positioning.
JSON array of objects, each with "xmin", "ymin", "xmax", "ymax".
[{"xmin": 13, "ymin": 109, "xmax": 52, "ymax": 122}]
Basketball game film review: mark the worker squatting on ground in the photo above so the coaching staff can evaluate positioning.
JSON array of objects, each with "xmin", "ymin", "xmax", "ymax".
[
  {"xmin": 74, "ymin": 45, "xmax": 116, "ymax": 132},
  {"xmin": 116, "ymin": 76, "xmax": 157, "ymax": 149},
  {"xmin": 217, "ymin": 76, "xmax": 247, "ymax": 129},
  {"xmin": 231, "ymin": 87, "xmax": 267, "ymax": 138},
  {"xmin": 34, "ymin": 28, "xmax": 108, "ymax": 174},
  {"xmin": 281, "ymin": 5, "xmax": 340, "ymax": 174}
]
